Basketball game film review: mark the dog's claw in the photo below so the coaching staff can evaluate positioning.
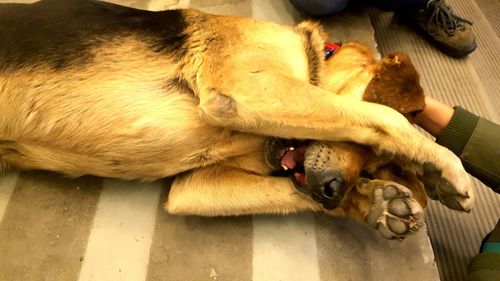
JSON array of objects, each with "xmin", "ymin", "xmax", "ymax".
[
  {"xmin": 439, "ymin": 194, "xmax": 472, "ymax": 213},
  {"xmin": 419, "ymin": 162, "xmax": 474, "ymax": 212}
]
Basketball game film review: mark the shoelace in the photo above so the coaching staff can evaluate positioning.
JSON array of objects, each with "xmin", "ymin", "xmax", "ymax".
[{"xmin": 426, "ymin": 0, "xmax": 473, "ymax": 36}]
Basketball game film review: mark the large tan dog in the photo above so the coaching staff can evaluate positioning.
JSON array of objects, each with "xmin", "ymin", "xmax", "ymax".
[{"xmin": 0, "ymin": 0, "xmax": 473, "ymax": 239}]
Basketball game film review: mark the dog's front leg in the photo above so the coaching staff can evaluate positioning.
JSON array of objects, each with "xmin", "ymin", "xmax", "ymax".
[
  {"xmin": 196, "ymin": 70, "xmax": 473, "ymax": 212},
  {"xmin": 166, "ymin": 165, "xmax": 327, "ymax": 216},
  {"xmin": 166, "ymin": 165, "xmax": 423, "ymax": 239}
]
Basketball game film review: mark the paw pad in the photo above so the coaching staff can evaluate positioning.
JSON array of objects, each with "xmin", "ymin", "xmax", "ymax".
[{"xmin": 368, "ymin": 182, "xmax": 424, "ymax": 239}]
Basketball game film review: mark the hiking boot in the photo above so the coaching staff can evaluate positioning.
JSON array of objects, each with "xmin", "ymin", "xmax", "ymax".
[{"xmin": 398, "ymin": 0, "xmax": 477, "ymax": 58}]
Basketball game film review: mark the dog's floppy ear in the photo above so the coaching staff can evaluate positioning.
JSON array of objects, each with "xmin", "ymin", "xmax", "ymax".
[
  {"xmin": 363, "ymin": 52, "xmax": 425, "ymax": 123},
  {"xmin": 295, "ymin": 20, "xmax": 328, "ymax": 86}
]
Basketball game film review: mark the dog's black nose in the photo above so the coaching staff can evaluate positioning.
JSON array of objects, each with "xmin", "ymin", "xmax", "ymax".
[
  {"xmin": 312, "ymin": 176, "xmax": 347, "ymax": 210},
  {"xmin": 307, "ymin": 170, "xmax": 348, "ymax": 210},
  {"xmin": 321, "ymin": 177, "xmax": 344, "ymax": 199},
  {"xmin": 319, "ymin": 177, "xmax": 346, "ymax": 210}
]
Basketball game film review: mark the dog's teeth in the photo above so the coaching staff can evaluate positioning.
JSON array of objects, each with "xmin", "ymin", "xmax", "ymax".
[
  {"xmin": 281, "ymin": 165, "xmax": 289, "ymax": 171},
  {"xmin": 289, "ymin": 147, "xmax": 295, "ymax": 151}
]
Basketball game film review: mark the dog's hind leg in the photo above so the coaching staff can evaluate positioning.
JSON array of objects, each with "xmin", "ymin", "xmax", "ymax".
[
  {"xmin": 166, "ymin": 165, "xmax": 328, "ymax": 216},
  {"xmin": 0, "ymin": 141, "xmax": 89, "ymax": 177},
  {"xmin": 196, "ymin": 69, "xmax": 473, "ymax": 212}
]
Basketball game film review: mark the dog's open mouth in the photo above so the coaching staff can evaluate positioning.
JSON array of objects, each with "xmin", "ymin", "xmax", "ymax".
[
  {"xmin": 264, "ymin": 138, "xmax": 309, "ymax": 189},
  {"xmin": 265, "ymin": 138, "xmax": 349, "ymax": 210},
  {"xmin": 280, "ymin": 145, "xmax": 308, "ymax": 187}
]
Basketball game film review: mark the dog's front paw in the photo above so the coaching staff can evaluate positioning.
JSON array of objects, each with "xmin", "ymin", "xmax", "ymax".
[
  {"xmin": 366, "ymin": 182, "xmax": 424, "ymax": 239},
  {"xmin": 419, "ymin": 154, "xmax": 474, "ymax": 212}
]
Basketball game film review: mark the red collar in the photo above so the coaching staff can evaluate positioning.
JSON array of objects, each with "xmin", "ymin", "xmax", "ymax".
[{"xmin": 325, "ymin": 42, "xmax": 341, "ymax": 60}]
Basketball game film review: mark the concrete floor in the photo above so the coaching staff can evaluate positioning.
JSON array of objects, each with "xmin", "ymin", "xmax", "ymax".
[{"xmin": 0, "ymin": 1, "xmax": 498, "ymax": 281}]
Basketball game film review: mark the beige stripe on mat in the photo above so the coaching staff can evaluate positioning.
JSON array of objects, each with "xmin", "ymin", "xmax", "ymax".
[
  {"xmin": 315, "ymin": 215, "xmax": 439, "ymax": 281},
  {"xmin": 252, "ymin": 213, "xmax": 321, "ymax": 281},
  {"xmin": 0, "ymin": 171, "xmax": 18, "ymax": 223},
  {"xmin": 78, "ymin": 179, "xmax": 161, "ymax": 281}
]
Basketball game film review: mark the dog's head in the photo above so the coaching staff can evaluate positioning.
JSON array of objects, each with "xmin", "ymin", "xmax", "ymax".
[
  {"xmin": 266, "ymin": 40, "xmax": 426, "ymax": 209},
  {"xmin": 265, "ymin": 138, "xmax": 369, "ymax": 209}
]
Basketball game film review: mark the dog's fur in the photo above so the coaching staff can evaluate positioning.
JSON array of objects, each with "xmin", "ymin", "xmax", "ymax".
[{"xmin": 0, "ymin": 0, "xmax": 473, "ymax": 239}]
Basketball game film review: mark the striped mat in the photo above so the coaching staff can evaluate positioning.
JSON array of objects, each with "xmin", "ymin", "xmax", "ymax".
[{"xmin": 0, "ymin": 170, "xmax": 439, "ymax": 281}]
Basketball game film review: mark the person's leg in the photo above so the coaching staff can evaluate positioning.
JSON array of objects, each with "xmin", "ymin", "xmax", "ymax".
[
  {"xmin": 373, "ymin": 0, "xmax": 477, "ymax": 58},
  {"xmin": 480, "ymin": 219, "xmax": 500, "ymax": 253},
  {"xmin": 467, "ymin": 219, "xmax": 500, "ymax": 281},
  {"xmin": 290, "ymin": 0, "xmax": 351, "ymax": 17}
]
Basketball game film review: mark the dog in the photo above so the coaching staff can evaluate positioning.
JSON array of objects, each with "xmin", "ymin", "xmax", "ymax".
[{"xmin": 0, "ymin": 0, "xmax": 473, "ymax": 239}]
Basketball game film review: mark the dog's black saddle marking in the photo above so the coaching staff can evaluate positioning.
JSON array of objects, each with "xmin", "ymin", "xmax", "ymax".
[{"xmin": 0, "ymin": 0, "xmax": 188, "ymax": 70}]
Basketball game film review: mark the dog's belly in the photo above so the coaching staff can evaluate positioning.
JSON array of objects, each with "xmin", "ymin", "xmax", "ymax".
[{"xmin": 0, "ymin": 65, "xmax": 264, "ymax": 180}]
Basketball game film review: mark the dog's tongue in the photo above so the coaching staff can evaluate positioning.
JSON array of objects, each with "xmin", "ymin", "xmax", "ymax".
[
  {"xmin": 294, "ymin": 172, "xmax": 307, "ymax": 187},
  {"xmin": 281, "ymin": 150, "xmax": 297, "ymax": 169},
  {"xmin": 280, "ymin": 146, "xmax": 307, "ymax": 170}
]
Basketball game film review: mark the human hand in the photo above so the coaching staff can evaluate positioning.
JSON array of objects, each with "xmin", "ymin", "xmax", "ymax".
[{"xmin": 415, "ymin": 96, "xmax": 454, "ymax": 137}]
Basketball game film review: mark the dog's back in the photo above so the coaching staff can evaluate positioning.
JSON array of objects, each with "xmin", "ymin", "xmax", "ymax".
[{"xmin": 0, "ymin": 0, "xmax": 187, "ymax": 70}]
